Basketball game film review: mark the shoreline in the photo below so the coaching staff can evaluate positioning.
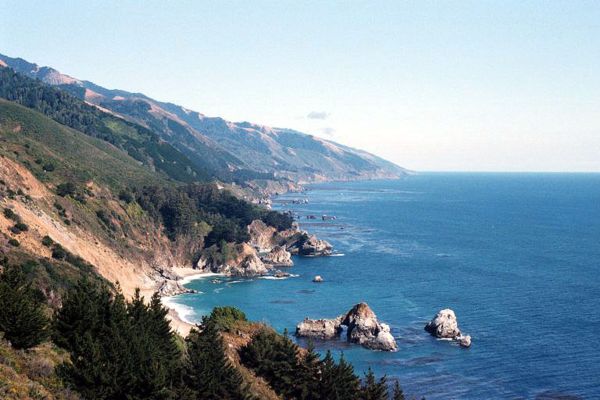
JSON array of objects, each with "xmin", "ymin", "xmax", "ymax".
[{"xmin": 162, "ymin": 269, "xmax": 225, "ymax": 336}]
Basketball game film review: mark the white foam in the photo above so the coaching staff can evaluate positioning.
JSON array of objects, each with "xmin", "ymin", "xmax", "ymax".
[
  {"xmin": 179, "ymin": 272, "xmax": 224, "ymax": 285},
  {"xmin": 161, "ymin": 296, "xmax": 198, "ymax": 324}
]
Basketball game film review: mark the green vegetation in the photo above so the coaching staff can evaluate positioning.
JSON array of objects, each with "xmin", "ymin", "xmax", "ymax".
[
  {"xmin": 0, "ymin": 265, "xmax": 49, "ymax": 349},
  {"xmin": 0, "ymin": 67, "xmax": 210, "ymax": 183},
  {"xmin": 183, "ymin": 319, "xmax": 246, "ymax": 399},
  {"xmin": 135, "ymin": 183, "xmax": 293, "ymax": 245}
]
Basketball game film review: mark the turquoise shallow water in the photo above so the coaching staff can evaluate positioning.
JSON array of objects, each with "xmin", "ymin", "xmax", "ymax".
[{"xmin": 172, "ymin": 173, "xmax": 600, "ymax": 399}]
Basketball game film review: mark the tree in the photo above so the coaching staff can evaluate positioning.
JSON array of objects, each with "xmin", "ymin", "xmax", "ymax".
[
  {"xmin": 360, "ymin": 368, "xmax": 388, "ymax": 400},
  {"xmin": 319, "ymin": 351, "xmax": 361, "ymax": 400},
  {"xmin": 392, "ymin": 380, "xmax": 405, "ymax": 400},
  {"xmin": 295, "ymin": 342, "xmax": 322, "ymax": 400},
  {"xmin": 0, "ymin": 265, "xmax": 49, "ymax": 349},
  {"xmin": 240, "ymin": 328, "xmax": 299, "ymax": 398},
  {"xmin": 55, "ymin": 283, "xmax": 181, "ymax": 399},
  {"xmin": 183, "ymin": 318, "xmax": 246, "ymax": 399}
]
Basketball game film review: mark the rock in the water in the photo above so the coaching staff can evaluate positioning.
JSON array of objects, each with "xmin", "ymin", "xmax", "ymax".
[
  {"xmin": 425, "ymin": 308, "xmax": 472, "ymax": 348},
  {"xmin": 263, "ymin": 245, "xmax": 293, "ymax": 267},
  {"xmin": 312, "ymin": 275, "xmax": 324, "ymax": 282},
  {"xmin": 299, "ymin": 234, "xmax": 333, "ymax": 256},
  {"xmin": 342, "ymin": 303, "xmax": 398, "ymax": 351},
  {"xmin": 296, "ymin": 316, "xmax": 343, "ymax": 339},
  {"xmin": 457, "ymin": 334, "xmax": 471, "ymax": 348},
  {"xmin": 296, "ymin": 302, "xmax": 397, "ymax": 351},
  {"xmin": 424, "ymin": 309, "xmax": 461, "ymax": 339}
]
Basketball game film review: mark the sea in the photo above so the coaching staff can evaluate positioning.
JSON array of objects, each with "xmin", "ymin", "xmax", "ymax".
[{"xmin": 170, "ymin": 173, "xmax": 600, "ymax": 399}]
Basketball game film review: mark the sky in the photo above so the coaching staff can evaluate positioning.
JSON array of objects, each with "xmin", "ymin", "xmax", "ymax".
[{"xmin": 2, "ymin": 1, "xmax": 600, "ymax": 172}]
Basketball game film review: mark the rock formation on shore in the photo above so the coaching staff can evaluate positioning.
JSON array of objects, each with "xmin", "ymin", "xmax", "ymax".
[
  {"xmin": 262, "ymin": 245, "xmax": 293, "ymax": 267},
  {"xmin": 295, "ymin": 302, "xmax": 397, "ymax": 351},
  {"xmin": 424, "ymin": 308, "xmax": 471, "ymax": 348}
]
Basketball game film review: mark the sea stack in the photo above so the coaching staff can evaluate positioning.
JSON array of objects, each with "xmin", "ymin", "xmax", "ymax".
[
  {"xmin": 295, "ymin": 302, "xmax": 397, "ymax": 351},
  {"xmin": 312, "ymin": 275, "xmax": 324, "ymax": 283},
  {"xmin": 425, "ymin": 308, "xmax": 471, "ymax": 347}
]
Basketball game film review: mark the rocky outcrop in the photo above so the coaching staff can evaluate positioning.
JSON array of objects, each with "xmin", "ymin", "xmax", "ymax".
[
  {"xmin": 425, "ymin": 308, "xmax": 471, "ymax": 348},
  {"xmin": 262, "ymin": 246, "xmax": 293, "ymax": 267},
  {"xmin": 295, "ymin": 302, "xmax": 397, "ymax": 351},
  {"xmin": 341, "ymin": 303, "xmax": 397, "ymax": 351},
  {"xmin": 312, "ymin": 275, "xmax": 323, "ymax": 283},
  {"xmin": 296, "ymin": 316, "xmax": 343, "ymax": 339},
  {"xmin": 196, "ymin": 243, "xmax": 271, "ymax": 277},
  {"xmin": 248, "ymin": 220, "xmax": 277, "ymax": 251},
  {"xmin": 299, "ymin": 235, "xmax": 333, "ymax": 256}
]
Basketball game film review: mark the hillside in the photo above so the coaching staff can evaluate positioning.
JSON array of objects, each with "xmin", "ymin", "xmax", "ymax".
[{"xmin": 0, "ymin": 53, "xmax": 409, "ymax": 184}]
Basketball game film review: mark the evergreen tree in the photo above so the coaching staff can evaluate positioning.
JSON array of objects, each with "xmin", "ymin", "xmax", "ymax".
[
  {"xmin": 183, "ymin": 318, "xmax": 246, "ymax": 399},
  {"xmin": 360, "ymin": 368, "xmax": 388, "ymax": 400},
  {"xmin": 239, "ymin": 328, "xmax": 299, "ymax": 398},
  {"xmin": 0, "ymin": 265, "xmax": 49, "ymax": 349},
  {"xmin": 55, "ymin": 283, "xmax": 181, "ymax": 399},
  {"xmin": 296, "ymin": 342, "xmax": 322, "ymax": 400},
  {"xmin": 392, "ymin": 380, "xmax": 405, "ymax": 400},
  {"xmin": 319, "ymin": 351, "xmax": 361, "ymax": 400}
]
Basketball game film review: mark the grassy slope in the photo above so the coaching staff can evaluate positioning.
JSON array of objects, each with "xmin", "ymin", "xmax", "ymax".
[{"xmin": 0, "ymin": 98, "xmax": 164, "ymax": 190}]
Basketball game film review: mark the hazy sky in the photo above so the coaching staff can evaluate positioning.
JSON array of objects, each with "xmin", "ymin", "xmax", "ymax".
[{"xmin": 3, "ymin": 1, "xmax": 600, "ymax": 171}]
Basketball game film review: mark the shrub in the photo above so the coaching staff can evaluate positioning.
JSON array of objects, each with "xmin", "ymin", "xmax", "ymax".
[
  {"xmin": 42, "ymin": 163, "xmax": 55, "ymax": 172},
  {"xmin": 51, "ymin": 245, "xmax": 67, "ymax": 260},
  {"xmin": 56, "ymin": 182, "xmax": 76, "ymax": 197},
  {"xmin": 12, "ymin": 222, "xmax": 29, "ymax": 234},
  {"xmin": 41, "ymin": 236, "xmax": 54, "ymax": 247},
  {"xmin": 3, "ymin": 208, "xmax": 18, "ymax": 221},
  {"xmin": 206, "ymin": 306, "xmax": 247, "ymax": 332},
  {"xmin": 8, "ymin": 238, "xmax": 20, "ymax": 247}
]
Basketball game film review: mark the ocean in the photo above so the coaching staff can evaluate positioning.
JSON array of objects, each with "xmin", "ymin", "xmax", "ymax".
[{"xmin": 171, "ymin": 173, "xmax": 600, "ymax": 399}]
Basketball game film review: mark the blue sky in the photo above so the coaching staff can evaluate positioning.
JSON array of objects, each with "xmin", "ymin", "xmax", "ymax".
[{"xmin": 2, "ymin": 1, "xmax": 599, "ymax": 171}]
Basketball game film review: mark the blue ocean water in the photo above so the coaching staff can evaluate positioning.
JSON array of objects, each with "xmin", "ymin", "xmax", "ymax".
[{"xmin": 173, "ymin": 173, "xmax": 600, "ymax": 399}]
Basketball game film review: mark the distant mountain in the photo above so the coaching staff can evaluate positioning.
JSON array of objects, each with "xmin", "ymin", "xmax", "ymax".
[{"xmin": 0, "ymin": 53, "xmax": 409, "ymax": 184}]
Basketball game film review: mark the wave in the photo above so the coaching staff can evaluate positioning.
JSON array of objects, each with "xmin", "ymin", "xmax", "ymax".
[
  {"xmin": 180, "ymin": 272, "xmax": 225, "ymax": 285},
  {"xmin": 161, "ymin": 297, "xmax": 198, "ymax": 324}
]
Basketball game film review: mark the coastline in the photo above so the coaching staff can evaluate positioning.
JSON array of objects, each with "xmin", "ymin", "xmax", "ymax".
[{"xmin": 162, "ymin": 268, "xmax": 225, "ymax": 336}]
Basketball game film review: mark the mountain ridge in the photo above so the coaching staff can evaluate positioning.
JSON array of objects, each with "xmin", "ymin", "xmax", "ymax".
[{"xmin": 0, "ymin": 52, "xmax": 409, "ymax": 185}]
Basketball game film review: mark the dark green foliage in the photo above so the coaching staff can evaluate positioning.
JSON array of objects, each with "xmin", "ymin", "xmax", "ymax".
[
  {"xmin": 136, "ymin": 183, "xmax": 291, "ymax": 245},
  {"xmin": 3, "ymin": 207, "xmax": 18, "ymax": 221},
  {"xmin": 182, "ymin": 318, "xmax": 246, "ymax": 400},
  {"xmin": 55, "ymin": 282, "xmax": 181, "ymax": 400},
  {"xmin": 8, "ymin": 238, "xmax": 20, "ymax": 247},
  {"xmin": 240, "ymin": 328, "xmax": 302, "ymax": 398},
  {"xmin": 0, "ymin": 265, "xmax": 49, "ymax": 349},
  {"xmin": 41, "ymin": 235, "xmax": 54, "ymax": 247},
  {"xmin": 43, "ymin": 162, "xmax": 55, "ymax": 172},
  {"xmin": 205, "ymin": 306, "xmax": 247, "ymax": 332},
  {"xmin": 118, "ymin": 189, "xmax": 134, "ymax": 203},
  {"xmin": 51, "ymin": 244, "xmax": 67, "ymax": 260},
  {"xmin": 319, "ymin": 351, "xmax": 362, "ymax": 400},
  {"xmin": 360, "ymin": 368, "xmax": 388, "ymax": 400},
  {"xmin": 11, "ymin": 221, "xmax": 28, "ymax": 234},
  {"xmin": 392, "ymin": 381, "xmax": 405, "ymax": 400},
  {"xmin": 56, "ymin": 182, "xmax": 77, "ymax": 197}
]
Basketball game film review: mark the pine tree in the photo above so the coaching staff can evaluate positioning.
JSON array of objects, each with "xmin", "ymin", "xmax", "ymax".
[
  {"xmin": 0, "ymin": 265, "xmax": 49, "ymax": 349},
  {"xmin": 296, "ymin": 341, "xmax": 322, "ymax": 400},
  {"xmin": 392, "ymin": 380, "xmax": 405, "ymax": 400},
  {"xmin": 239, "ymin": 328, "xmax": 299, "ymax": 397},
  {"xmin": 360, "ymin": 368, "xmax": 388, "ymax": 400},
  {"xmin": 318, "ymin": 351, "xmax": 361, "ymax": 400},
  {"xmin": 183, "ymin": 318, "xmax": 246, "ymax": 399}
]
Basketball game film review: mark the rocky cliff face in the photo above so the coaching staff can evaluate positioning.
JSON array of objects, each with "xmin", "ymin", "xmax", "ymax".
[{"xmin": 295, "ymin": 302, "xmax": 397, "ymax": 351}]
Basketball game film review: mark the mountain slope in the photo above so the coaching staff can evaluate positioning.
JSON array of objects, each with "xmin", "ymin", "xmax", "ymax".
[{"xmin": 0, "ymin": 53, "xmax": 409, "ymax": 183}]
